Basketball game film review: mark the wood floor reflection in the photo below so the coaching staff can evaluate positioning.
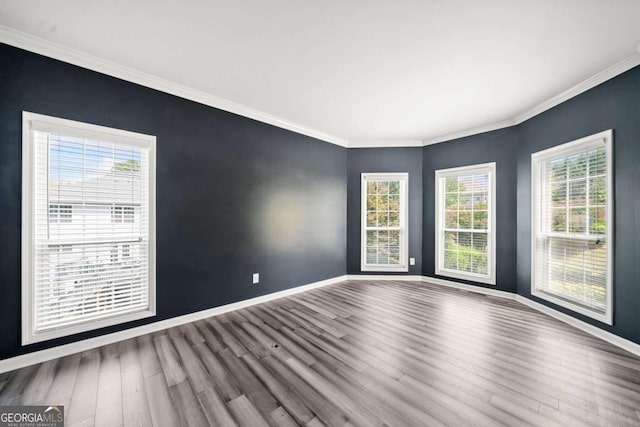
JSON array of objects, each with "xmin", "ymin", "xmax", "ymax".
[{"xmin": 2, "ymin": 280, "xmax": 640, "ymax": 426}]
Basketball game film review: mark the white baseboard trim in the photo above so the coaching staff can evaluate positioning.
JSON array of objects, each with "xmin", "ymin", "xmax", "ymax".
[
  {"xmin": 422, "ymin": 275, "xmax": 640, "ymax": 358},
  {"xmin": 421, "ymin": 276, "xmax": 516, "ymax": 300},
  {"xmin": 0, "ymin": 275, "xmax": 347, "ymax": 374},
  {"xmin": 514, "ymin": 295, "xmax": 640, "ymax": 358},
  {"xmin": 346, "ymin": 274, "xmax": 424, "ymax": 281}
]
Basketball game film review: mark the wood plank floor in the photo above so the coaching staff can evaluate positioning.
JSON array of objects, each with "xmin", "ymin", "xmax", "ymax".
[{"xmin": 2, "ymin": 280, "xmax": 640, "ymax": 426}]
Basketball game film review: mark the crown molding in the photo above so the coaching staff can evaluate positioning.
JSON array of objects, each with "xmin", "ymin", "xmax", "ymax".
[
  {"xmin": 1, "ymin": 25, "xmax": 639, "ymax": 149},
  {"xmin": 422, "ymin": 118, "xmax": 516, "ymax": 146},
  {"xmin": 0, "ymin": 25, "xmax": 349, "ymax": 148},
  {"xmin": 347, "ymin": 139, "xmax": 424, "ymax": 148},
  {"xmin": 422, "ymin": 50, "xmax": 640, "ymax": 147},
  {"xmin": 513, "ymin": 50, "xmax": 640, "ymax": 124}
]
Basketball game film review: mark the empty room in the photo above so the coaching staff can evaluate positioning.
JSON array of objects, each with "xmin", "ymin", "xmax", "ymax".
[{"xmin": 1, "ymin": 1, "xmax": 640, "ymax": 426}]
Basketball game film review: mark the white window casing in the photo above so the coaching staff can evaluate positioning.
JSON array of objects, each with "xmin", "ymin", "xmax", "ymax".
[
  {"xmin": 361, "ymin": 173, "xmax": 409, "ymax": 272},
  {"xmin": 531, "ymin": 130, "xmax": 613, "ymax": 325},
  {"xmin": 435, "ymin": 162, "xmax": 496, "ymax": 285},
  {"xmin": 22, "ymin": 112, "xmax": 156, "ymax": 345}
]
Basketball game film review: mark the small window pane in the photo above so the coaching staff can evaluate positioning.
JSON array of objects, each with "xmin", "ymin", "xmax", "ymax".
[
  {"xmin": 444, "ymin": 231, "xmax": 456, "ymax": 250},
  {"xmin": 367, "ymin": 212, "xmax": 377, "ymax": 227},
  {"xmin": 569, "ymin": 181, "xmax": 586, "ymax": 206},
  {"xmin": 388, "ymin": 211, "xmax": 400, "ymax": 227},
  {"xmin": 589, "ymin": 176, "xmax": 606, "ymax": 205},
  {"xmin": 589, "ymin": 207, "xmax": 606, "ymax": 234},
  {"xmin": 458, "ymin": 211, "xmax": 472, "ymax": 229},
  {"xmin": 366, "ymin": 195, "xmax": 377, "ymax": 211},
  {"xmin": 389, "ymin": 231, "xmax": 400, "ymax": 247},
  {"xmin": 550, "ymin": 159, "xmax": 567, "ymax": 181},
  {"xmin": 388, "ymin": 195, "xmax": 400, "ymax": 211},
  {"xmin": 444, "ymin": 250, "xmax": 457, "ymax": 269},
  {"xmin": 472, "ymin": 233, "xmax": 487, "ymax": 251},
  {"xmin": 473, "ymin": 211, "xmax": 487, "ymax": 230},
  {"xmin": 458, "ymin": 193, "xmax": 472, "ymax": 210},
  {"xmin": 569, "ymin": 208, "xmax": 586, "ymax": 233},
  {"xmin": 551, "ymin": 183, "xmax": 566, "ymax": 207},
  {"xmin": 378, "ymin": 212, "xmax": 389, "ymax": 227},
  {"xmin": 473, "ymin": 192, "xmax": 488, "ymax": 209},
  {"xmin": 445, "ymin": 193, "xmax": 458, "ymax": 209},
  {"xmin": 377, "ymin": 195, "xmax": 389, "ymax": 211},
  {"xmin": 445, "ymin": 211, "xmax": 458, "ymax": 229},
  {"xmin": 568, "ymin": 154, "xmax": 587, "ymax": 179},
  {"xmin": 551, "ymin": 209, "xmax": 566, "ymax": 232}
]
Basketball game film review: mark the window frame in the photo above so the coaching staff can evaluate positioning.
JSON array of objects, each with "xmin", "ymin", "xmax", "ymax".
[
  {"xmin": 21, "ymin": 111, "xmax": 157, "ymax": 345},
  {"xmin": 531, "ymin": 130, "xmax": 613, "ymax": 325},
  {"xmin": 435, "ymin": 162, "xmax": 496, "ymax": 285},
  {"xmin": 360, "ymin": 172, "xmax": 409, "ymax": 272}
]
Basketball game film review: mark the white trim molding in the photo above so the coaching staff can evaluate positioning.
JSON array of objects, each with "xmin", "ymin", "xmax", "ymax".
[
  {"xmin": 347, "ymin": 274, "xmax": 424, "ymax": 281},
  {"xmin": 422, "ymin": 51, "xmax": 640, "ymax": 147},
  {"xmin": 348, "ymin": 140, "xmax": 424, "ymax": 149},
  {"xmin": 2, "ymin": 25, "xmax": 638, "ymax": 149},
  {"xmin": 423, "ymin": 119, "xmax": 516, "ymax": 147},
  {"xmin": 530, "ymin": 130, "xmax": 613, "ymax": 325},
  {"xmin": 422, "ymin": 276, "xmax": 515, "ymax": 300},
  {"xmin": 0, "ymin": 25, "xmax": 348, "ymax": 148},
  {"xmin": 516, "ymin": 296, "xmax": 640, "ymax": 359},
  {"xmin": 0, "ymin": 275, "xmax": 346, "ymax": 374},
  {"xmin": 22, "ymin": 112, "xmax": 158, "ymax": 345},
  {"xmin": 422, "ymin": 276, "xmax": 640, "ymax": 359},
  {"xmin": 434, "ymin": 162, "xmax": 497, "ymax": 285},
  {"xmin": 360, "ymin": 172, "xmax": 409, "ymax": 273},
  {"xmin": 513, "ymin": 52, "xmax": 640, "ymax": 124}
]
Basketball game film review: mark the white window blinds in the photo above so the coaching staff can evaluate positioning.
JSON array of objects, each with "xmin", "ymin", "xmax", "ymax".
[
  {"xmin": 532, "ymin": 130, "xmax": 613, "ymax": 324},
  {"xmin": 22, "ymin": 112, "xmax": 156, "ymax": 344},
  {"xmin": 361, "ymin": 173, "xmax": 409, "ymax": 272},
  {"xmin": 435, "ymin": 163, "xmax": 496, "ymax": 284}
]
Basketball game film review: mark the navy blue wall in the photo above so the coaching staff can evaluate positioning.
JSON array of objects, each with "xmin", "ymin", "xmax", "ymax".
[
  {"xmin": 346, "ymin": 148, "xmax": 423, "ymax": 275},
  {"xmin": 517, "ymin": 65, "xmax": 640, "ymax": 343},
  {"xmin": 422, "ymin": 128, "xmax": 519, "ymax": 293},
  {"xmin": 0, "ymin": 44, "xmax": 347, "ymax": 360},
  {"xmin": 2, "ymin": 41, "xmax": 639, "ymax": 359}
]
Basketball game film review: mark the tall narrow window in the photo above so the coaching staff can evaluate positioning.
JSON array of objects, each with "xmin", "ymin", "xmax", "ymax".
[
  {"xmin": 532, "ymin": 130, "xmax": 613, "ymax": 324},
  {"xmin": 361, "ymin": 173, "xmax": 408, "ymax": 272},
  {"xmin": 22, "ymin": 112, "xmax": 156, "ymax": 344},
  {"xmin": 435, "ymin": 163, "xmax": 496, "ymax": 284}
]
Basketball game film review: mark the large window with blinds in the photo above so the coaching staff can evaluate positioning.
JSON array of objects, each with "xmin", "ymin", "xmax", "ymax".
[
  {"xmin": 435, "ymin": 163, "xmax": 496, "ymax": 284},
  {"xmin": 22, "ymin": 112, "xmax": 156, "ymax": 344},
  {"xmin": 361, "ymin": 173, "xmax": 409, "ymax": 272},
  {"xmin": 532, "ymin": 130, "xmax": 613, "ymax": 324}
]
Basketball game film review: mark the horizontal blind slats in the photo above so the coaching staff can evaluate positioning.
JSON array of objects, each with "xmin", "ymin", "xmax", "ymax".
[
  {"xmin": 31, "ymin": 125, "xmax": 151, "ymax": 333},
  {"xmin": 534, "ymin": 143, "xmax": 608, "ymax": 313}
]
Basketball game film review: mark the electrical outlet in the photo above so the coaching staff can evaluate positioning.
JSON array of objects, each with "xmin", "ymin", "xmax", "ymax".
[
  {"xmin": 409, "ymin": 257, "xmax": 415, "ymax": 266},
  {"xmin": 253, "ymin": 273, "xmax": 260, "ymax": 284}
]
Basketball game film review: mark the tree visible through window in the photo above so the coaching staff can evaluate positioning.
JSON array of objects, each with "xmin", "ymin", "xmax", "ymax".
[
  {"xmin": 532, "ymin": 130, "xmax": 612, "ymax": 324},
  {"xmin": 361, "ymin": 173, "xmax": 408, "ymax": 272},
  {"xmin": 436, "ymin": 163, "xmax": 495, "ymax": 284}
]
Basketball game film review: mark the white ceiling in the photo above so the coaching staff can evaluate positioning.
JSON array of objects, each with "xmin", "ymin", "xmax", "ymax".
[{"xmin": 1, "ymin": 0, "xmax": 640, "ymax": 146}]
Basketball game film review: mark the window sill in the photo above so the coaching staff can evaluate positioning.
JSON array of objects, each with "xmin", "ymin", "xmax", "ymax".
[
  {"xmin": 361, "ymin": 265, "xmax": 409, "ymax": 273},
  {"xmin": 23, "ymin": 308, "xmax": 156, "ymax": 346},
  {"xmin": 435, "ymin": 268, "xmax": 495, "ymax": 285},
  {"xmin": 531, "ymin": 288, "xmax": 612, "ymax": 325}
]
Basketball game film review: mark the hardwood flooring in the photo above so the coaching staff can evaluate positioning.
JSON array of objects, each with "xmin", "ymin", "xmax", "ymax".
[{"xmin": 2, "ymin": 280, "xmax": 640, "ymax": 426}]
